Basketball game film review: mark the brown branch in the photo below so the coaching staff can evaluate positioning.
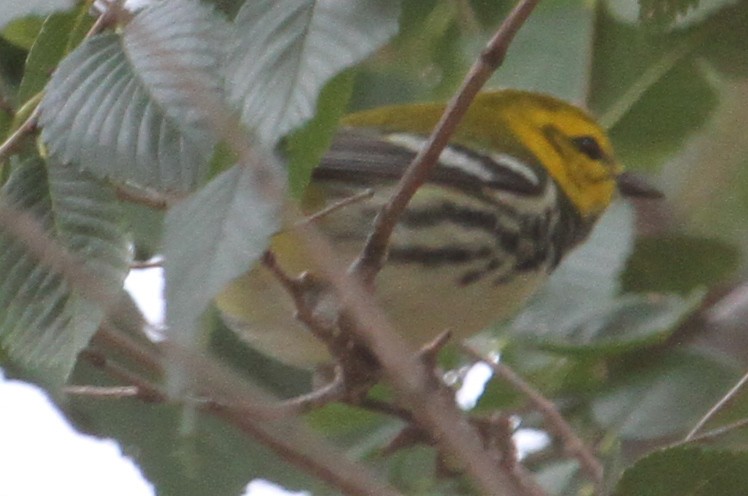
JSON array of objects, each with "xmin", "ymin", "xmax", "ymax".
[
  {"xmin": 79, "ymin": 343, "xmax": 403, "ymax": 496},
  {"xmin": 684, "ymin": 369, "xmax": 748, "ymax": 442},
  {"xmin": 77, "ymin": 348, "xmax": 165, "ymax": 403},
  {"xmin": 130, "ymin": 258, "xmax": 164, "ymax": 269},
  {"xmin": 462, "ymin": 344, "xmax": 604, "ymax": 489},
  {"xmin": 292, "ymin": 219, "xmax": 537, "ymax": 496},
  {"xmin": 64, "ymin": 385, "xmax": 141, "ymax": 398},
  {"xmin": 350, "ymin": 0, "xmax": 544, "ymax": 284}
]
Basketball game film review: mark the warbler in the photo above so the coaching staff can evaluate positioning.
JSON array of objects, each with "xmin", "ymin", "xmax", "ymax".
[{"xmin": 216, "ymin": 90, "xmax": 659, "ymax": 368}]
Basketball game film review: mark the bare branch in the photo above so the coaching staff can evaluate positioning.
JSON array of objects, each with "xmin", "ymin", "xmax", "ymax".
[
  {"xmin": 79, "ymin": 342, "xmax": 403, "ymax": 496},
  {"xmin": 462, "ymin": 344, "xmax": 604, "ymax": 488}
]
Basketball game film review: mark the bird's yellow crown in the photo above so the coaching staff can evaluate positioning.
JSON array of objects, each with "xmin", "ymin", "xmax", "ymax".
[{"xmin": 342, "ymin": 90, "xmax": 620, "ymax": 219}]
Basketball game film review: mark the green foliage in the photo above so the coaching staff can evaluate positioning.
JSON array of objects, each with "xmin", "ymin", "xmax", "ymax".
[
  {"xmin": 0, "ymin": 158, "xmax": 129, "ymax": 378},
  {"xmin": 623, "ymin": 235, "xmax": 740, "ymax": 294},
  {"xmin": 614, "ymin": 447, "xmax": 748, "ymax": 495},
  {"xmin": 592, "ymin": 351, "xmax": 739, "ymax": 439},
  {"xmin": 66, "ymin": 358, "xmax": 324, "ymax": 496},
  {"xmin": 284, "ymin": 71, "xmax": 356, "ymax": 197},
  {"xmin": 1, "ymin": 0, "xmax": 748, "ymax": 494},
  {"xmin": 18, "ymin": 6, "xmax": 92, "ymax": 103}
]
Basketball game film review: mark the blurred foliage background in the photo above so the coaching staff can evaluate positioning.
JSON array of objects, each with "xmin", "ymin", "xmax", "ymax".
[{"xmin": 1, "ymin": 0, "xmax": 748, "ymax": 495}]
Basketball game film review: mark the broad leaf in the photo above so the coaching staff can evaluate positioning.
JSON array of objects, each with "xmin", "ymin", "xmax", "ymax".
[
  {"xmin": 589, "ymin": 4, "xmax": 718, "ymax": 170},
  {"xmin": 615, "ymin": 447, "xmax": 748, "ymax": 495},
  {"xmin": 18, "ymin": 7, "xmax": 91, "ymax": 103},
  {"xmin": 0, "ymin": 158, "xmax": 129, "ymax": 378},
  {"xmin": 164, "ymin": 158, "xmax": 282, "ymax": 350},
  {"xmin": 622, "ymin": 235, "xmax": 740, "ymax": 294},
  {"xmin": 510, "ymin": 202, "xmax": 632, "ymax": 338},
  {"xmin": 511, "ymin": 202, "xmax": 703, "ymax": 355},
  {"xmin": 284, "ymin": 70, "xmax": 355, "ymax": 197},
  {"xmin": 39, "ymin": 0, "xmax": 227, "ymax": 192},
  {"xmin": 0, "ymin": 0, "xmax": 74, "ymax": 31},
  {"xmin": 227, "ymin": 0, "xmax": 400, "ymax": 144},
  {"xmin": 592, "ymin": 351, "xmax": 739, "ymax": 439}
]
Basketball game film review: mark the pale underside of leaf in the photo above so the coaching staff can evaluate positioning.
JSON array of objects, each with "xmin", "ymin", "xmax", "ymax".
[
  {"xmin": 40, "ymin": 0, "xmax": 228, "ymax": 193},
  {"xmin": 164, "ymin": 161, "xmax": 282, "ymax": 344},
  {"xmin": 0, "ymin": 159, "xmax": 129, "ymax": 377},
  {"xmin": 228, "ymin": 0, "xmax": 400, "ymax": 144}
]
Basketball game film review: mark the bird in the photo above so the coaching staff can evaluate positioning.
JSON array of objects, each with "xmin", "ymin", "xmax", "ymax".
[{"xmin": 216, "ymin": 89, "xmax": 660, "ymax": 368}]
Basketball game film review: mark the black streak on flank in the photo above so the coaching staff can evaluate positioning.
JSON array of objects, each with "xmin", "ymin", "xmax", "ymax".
[
  {"xmin": 388, "ymin": 245, "xmax": 493, "ymax": 266},
  {"xmin": 400, "ymin": 203, "xmax": 498, "ymax": 232}
]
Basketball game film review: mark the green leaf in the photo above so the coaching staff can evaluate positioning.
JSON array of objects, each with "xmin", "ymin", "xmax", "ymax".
[
  {"xmin": 65, "ymin": 360, "xmax": 323, "ymax": 496},
  {"xmin": 227, "ymin": 0, "xmax": 401, "ymax": 144},
  {"xmin": 589, "ymin": 5, "xmax": 718, "ymax": 170},
  {"xmin": 18, "ymin": 7, "xmax": 90, "ymax": 103},
  {"xmin": 2, "ymin": 16, "xmax": 44, "ymax": 50},
  {"xmin": 615, "ymin": 447, "xmax": 748, "ymax": 496},
  {"xmin": 592, "ymin": 351, "xmax": 739, "ymax": 439},
  {"xmin": 607, "ymin": 0, "xmax": 735, "ymax": 28},
  {"xmin": 39, "ymin": 0, "xmax": 227, "ymax": 192},
  {"xmin": 514, "ymin": 292, "xmax": 703, "ymax": 355},
  {"xmin": 0, "ymin": 0, "xmax": 74, "ymax": 32},
  {"xmin": 284, "ymin": 70, "xmax": 355, "ymax": 198},
  {"xmin": 622, "ymin": 235, "xmax": 740, "ymax": 294},
  {"xmin": 0, "ymin": 157, "xmax": 129, "ymax": 378},
  {"xmin": 164, "ymin": 161, "xmax": 283, "ymax": 351},
  {"xmin": 697, "ymin": 0, "xmax": 748, "ymax": 77},
  {"xmin": 491, "ymin": 0, "xmax": 595, "ymax": 102}
]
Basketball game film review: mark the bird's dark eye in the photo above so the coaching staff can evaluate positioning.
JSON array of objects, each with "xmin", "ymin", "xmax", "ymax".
[{"xmin": 571, "ymin": 136, "xmax": 604, "ymax": 161}]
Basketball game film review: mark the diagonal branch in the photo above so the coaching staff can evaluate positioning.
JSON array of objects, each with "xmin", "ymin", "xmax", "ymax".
[
  {"xmin": 350, "ymin": 0, "xmax": 544, "ymax": 284},
  {"xmin": 462, "ymin": 344, "xmax": 604, "ymax": 489}
]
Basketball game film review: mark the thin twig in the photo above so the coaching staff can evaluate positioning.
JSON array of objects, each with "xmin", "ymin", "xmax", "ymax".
[
  {"xmin": 78, "ymin": 349, "xmax": 165, "ymax": 403},
  {"xmin": 64, "ymin": 385, "xmax": 141, "ymax": 398},
  {"xmin": 296, "ymin": 188, "xmax": 375, "ymax": 227},
  {"xmin": 684, "ymin": 369, "xmax": 748, "ymax": 441},
  {"xmin": 130, "ymin": 259, "xmax": 164, "ymax": 269},
  {"xmin": 674, "ymin": 418, "xmax": 748, "ymax": 447},
  {"xmin": 79, "ymin": 344, "xmax": 402, "ymax": 496},
  {"xmin": 0, "ymin": 107, "xmax": 40, "ymax": 165},
  {"xmin": 351, "ymin": 0, "xmax": 543, "ymax": 285},
  {"xmin": 277, "ymin": 368, "xmax": 347, "ymax": 415},
  {"xmin": 462, "ymin": 344, "xmax": 604, "ymax": 488}
]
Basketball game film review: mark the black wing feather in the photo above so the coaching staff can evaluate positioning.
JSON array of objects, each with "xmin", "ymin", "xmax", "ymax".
[{"xmin": 314, "ymin": 129, "xmax": 544, "ymax": 196}]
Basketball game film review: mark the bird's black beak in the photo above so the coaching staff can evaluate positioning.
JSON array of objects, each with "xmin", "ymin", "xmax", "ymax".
[{"xmin": 616, "ymin": 172, "xmax": 663, "ymax": 199}]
